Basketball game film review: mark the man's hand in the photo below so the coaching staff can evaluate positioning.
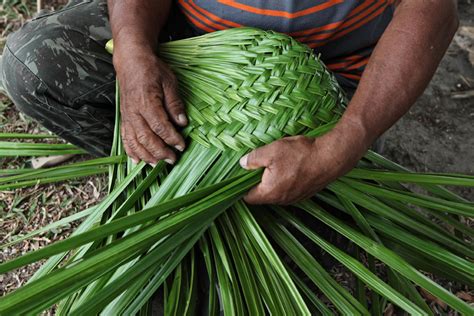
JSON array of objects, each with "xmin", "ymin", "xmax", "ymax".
[
  {"xmin": 114, "ymin": 51, "xmax": 187, "ymax": 165},
  {"xmin": 108, "ymin": 0, "xmax": 184, "ymax": 165},
  {"xmin": 240, "ymin": 123, "xmax": 368, "ymax": 205},
  {"xmin": 241, "ymin": 0, "xmax": 458, "ymax": 205}
]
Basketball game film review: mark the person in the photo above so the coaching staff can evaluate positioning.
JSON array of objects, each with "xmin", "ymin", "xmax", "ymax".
[{"xmin": 0, "ymin": 0, "xmax": 458, "ymax": 205}]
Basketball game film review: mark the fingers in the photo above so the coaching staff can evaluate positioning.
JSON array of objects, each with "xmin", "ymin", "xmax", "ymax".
[
  {"xmin": 121, "ymin": 121, "xmax": 139, "ymax": 163},
  {"xmin": 243, "ymin": 168, "xmax": 284, "ymax": 205},
  {"xmin": 240, "ymin": 139, "xmax": 307, "ymax": 205},
  {"xmin": 143, "ymin": 104, "xmax": 186, "ymax": 152},
  {"xmin": 240, "ymin": 144, "xmax": 277, "ymax": 204},
  {"xmin": 117, "ymin": 55, "xmax": 188, "ymax": 165},
  {"xmin": 121, "ymin": 121, "xmax": 157, "ymax": 165},
  {"xmin": 134, "ymin": 115, "xmax": 177, "ymax": 164},
  {"xmin": 243, "ymin": 172, "xmax": 302, "ymax": 205},
  {"xmin": 244, "ymin": 182, "xmax": 273, "ymax": 205},
  {"xmin": 162, "ymin": 80, "xmax": 188, "ymax": 127},
  {"xmin": 240, "ymin": 144, "xmax": 273, "ymax": 170},
  {"xmin": 122, "ymin": 115, "xmax": 177, "ymax": 165}
]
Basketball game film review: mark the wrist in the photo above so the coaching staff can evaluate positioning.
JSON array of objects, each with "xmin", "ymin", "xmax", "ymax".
[
  {"xmin": 334, "ymin": 114, "xmax": 373, "ymax": 152},
  {"xmin": 112, "ymin": 44, "xmax": 158, "ymax": 76},
  {"xmin": 310, "ymin": 116, "xmax": 370, "ymax": 172},
  {"xmin": 112, "ymin": 30, "xmax": 160, "ymax": 69}
]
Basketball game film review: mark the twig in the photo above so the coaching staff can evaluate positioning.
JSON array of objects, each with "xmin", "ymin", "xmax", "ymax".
[{"xmin": 451, "ymin": 89, "xmax": 474, "ymax": 99}]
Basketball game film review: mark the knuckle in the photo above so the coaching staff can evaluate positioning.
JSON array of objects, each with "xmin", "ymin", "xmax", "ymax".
[
  {"xmin": 150, "ymin": 122, "xmax": 167, "ymax": 136},
  {"xmin": 167, "ymin": 99, "xmax": 183, "ymax": 111},
  {"xmin": 123, "ymin": 139, "xmax": 133, "ymax": 147},
  {"xmin": 152, "ymin": 152, "xmax": 166, "ymax": 160},
  {"xmin": 279, "ymin": 192, "xmax": 292, "ymax": 205},
  {"xmin": 149, "ymin": 91, "xmax": 165, "ymax": 105},
  {"xmin": 128, "ymin": 142, "xmax": 139, "ymax": 151},
  {"xmin": 248, "ymin": 149, "xmax": 259, "ymax": 163},
  {"xmin": 150, "ymin": 147, "xmax": 167, "ymax": 158},
  {"xmin": 136, "ymin": 133, "xmax": 149, "ymax": 145},
  {"xmin": 152, "ymin": 146, "xmax": 163, "ymax": 156}
]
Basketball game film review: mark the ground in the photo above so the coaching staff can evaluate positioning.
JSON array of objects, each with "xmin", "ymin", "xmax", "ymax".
[
  {"xmin": 383, "ymin": 3, "xmax": 474, "ymax": 202},
  {"xmin": 0, "ymin": 0, "xmax": 473, "ymax": 311}
]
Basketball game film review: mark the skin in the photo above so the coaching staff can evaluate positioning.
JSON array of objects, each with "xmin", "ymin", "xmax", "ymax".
[
  {"xmin": 108, "ymin": 0, "xmax": 459, "ymax": 204},
  {"xmin": 109, "ymin": 0, "xmax": 187, "ymax": 166}
]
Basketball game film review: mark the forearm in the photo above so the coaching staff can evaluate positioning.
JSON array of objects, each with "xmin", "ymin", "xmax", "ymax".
[
  {"xmin": 336, "ymin": 0, "xmax": 458, "ymax": 150},
  {"xmin": 107, "ymin": 0, "xmax": 171, "ymax": 64}
]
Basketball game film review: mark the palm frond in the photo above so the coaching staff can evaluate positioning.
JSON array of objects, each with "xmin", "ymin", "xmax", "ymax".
[{"xmin": 1, "ymin": 28, "xmax": 472, "ymax": 315}]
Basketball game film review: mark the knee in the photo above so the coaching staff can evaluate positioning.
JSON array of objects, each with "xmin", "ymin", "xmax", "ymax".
[
  {"xmin": 1, "ymin": 38, "xmax": 45, "ymax": 113},
  {"xmin": 4, "ymin": 5, "xmax": 109, "ymax": 89},
  {"xmin": 2, "ymin": 0, "xmax": 112, "ymax": 109}
]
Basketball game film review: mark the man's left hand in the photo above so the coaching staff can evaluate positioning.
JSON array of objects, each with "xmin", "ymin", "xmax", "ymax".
[{"xmin": 240, "ymin": 127, "xmax": 368, "ymax": 205}]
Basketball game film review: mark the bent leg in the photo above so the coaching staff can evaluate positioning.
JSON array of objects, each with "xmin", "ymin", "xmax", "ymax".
[{"xmin": 1, "ymin": 0, "xmax": 115, "ymax": 156}]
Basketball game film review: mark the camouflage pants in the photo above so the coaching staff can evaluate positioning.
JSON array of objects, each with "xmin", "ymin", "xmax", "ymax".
[{"xmin": 0, "ymin": 0, "xmax": 193, "ymax": 157}]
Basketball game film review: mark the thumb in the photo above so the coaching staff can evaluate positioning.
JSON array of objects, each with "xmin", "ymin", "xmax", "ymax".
[{"xmin": 240, "ymin": 145, "xmax": 272, "ymax": 170}]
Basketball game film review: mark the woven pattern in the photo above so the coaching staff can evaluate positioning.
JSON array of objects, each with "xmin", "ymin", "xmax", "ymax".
[{"xmin": 159, "ymin": 28, "xmax": 346, "ymax": 152}]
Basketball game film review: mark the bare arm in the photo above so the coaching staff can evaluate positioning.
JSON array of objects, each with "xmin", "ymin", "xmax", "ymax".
[
  {"xmin": 336, "ymin": 0, "xmax": 459, "ymax": 153},
  {"xmin": 108, "ymin": 0, "xmax": 168, "ymax": 53},
  {"xmin": 108, "ymin": 0, "xmax": 187, "ymax": 165},
  {"xmin": 241, "ymin": 0, "xmax": 459, "ymax": 204}
]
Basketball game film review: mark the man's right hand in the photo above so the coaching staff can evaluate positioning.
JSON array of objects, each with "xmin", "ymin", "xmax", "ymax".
[{"xmin": 114, "ymin": 49, "xmax": 187, "ymax": 165}]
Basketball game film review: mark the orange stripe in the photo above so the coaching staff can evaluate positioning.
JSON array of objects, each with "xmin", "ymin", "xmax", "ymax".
[
  {"xmin": 218, "ymin": 0, "xmax": 344, "ymax": 19},
  {"xmin": 329, "ymin": 3, "xmax": 389, "ymax": 43},
  {"xmin": 309, "ymin": 2, "xmax": 387, "ymax": 49},
  {"xmin": 346, "ymin": 58, "xmax": 369, "ymax": 70},
  {"xmin": 339, "ymin": 73, "xmax": 362, "ymax": 80},
  {"xmin": 179, "ymin": 0, "xmax": 226, "ymax": 31},
  {"xmin": 338, "ymin": 1, "xmax": 386, "ymax": 30},
  {"xmin": 299, "ymin": 30, "xmax": 337, "ymax": 42},
  {"xmin": 327, "ymin": 55, "xmax": 365, "ymax": 70},
  {"xmin": 188, "ymin": 0, "xmax": 242, "ymax": 28},
  {"xmin": 181, "ymin": 9, "xmax": 216, "ymax": 33},
  {"xmin": 303, "ymin": 0, "xmax": 386, "ymax": 43},
  {"xmin": 290, "ymin": 21, "xmax": 343, "ymax": 37},
  {"xmin": 347, "ymin": 0, "xmax": 376, "ymax": 19},
  {"xmin": 291, "ymin": 0, "xmax": 376, "ymax": 38}
]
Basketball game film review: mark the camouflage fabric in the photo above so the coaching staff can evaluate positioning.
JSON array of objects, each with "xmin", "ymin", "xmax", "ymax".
[
  {"xmin": 1, "ymin": 0, "xmax": 115, "ymax": 156},
  {"xmin": 0, "ymin": 0, "xmax": 194, "ymax": 157}
]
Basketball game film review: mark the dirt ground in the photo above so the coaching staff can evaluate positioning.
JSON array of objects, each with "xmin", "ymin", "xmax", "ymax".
[
  {"xmin": 383, "ymin": 2, "xmax": 474, "ymax": 201},
  {"xmin": 0, "ymin": 0, "xmax": 473, "ymax": 309}
]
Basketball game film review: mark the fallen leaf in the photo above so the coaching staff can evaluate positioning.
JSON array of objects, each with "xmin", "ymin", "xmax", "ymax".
[
  {"xmin": 383, "ymin": 303, "xmax": 395, "ymax": 316},
  {"xmin": 454, "ymin": 26, "xmax": 474, "ymax": 66},
  {"xmin": 456, "ymin": 291, "xmax": 474, "ymax": 302},
  {"xmin": 420, "ymin": 288, "xmax": 447, "ymax": 310}
]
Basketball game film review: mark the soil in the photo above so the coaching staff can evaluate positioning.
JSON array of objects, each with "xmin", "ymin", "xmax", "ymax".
[{"xmin": 383, "ymin": 2, "xmax": 474, "ymax": 201}]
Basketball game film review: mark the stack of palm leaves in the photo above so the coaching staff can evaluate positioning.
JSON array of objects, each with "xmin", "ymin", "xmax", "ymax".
[{"xmin": 0, "ymin": 28, "xmax": 473, "ymax": 315}]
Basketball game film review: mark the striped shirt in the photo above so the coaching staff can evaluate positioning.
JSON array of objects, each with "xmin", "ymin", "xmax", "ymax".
[{"xmin": 177, "ymin": 0, "xmax": 396, "ymax": 89}]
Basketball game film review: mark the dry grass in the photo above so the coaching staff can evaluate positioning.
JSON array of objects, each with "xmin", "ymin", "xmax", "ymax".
[{"xmin": 0, "ymin": 0, "xmax": 108, "ymax": 296}]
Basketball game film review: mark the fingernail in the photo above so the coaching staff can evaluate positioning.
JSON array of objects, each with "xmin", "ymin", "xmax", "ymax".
[
  {"xmin": 149, "ymin": 163, "xmax": 157, "ymax": 168},
  {"xmin": 132, "ymin": 158, "xmax": 139, "ymax": 165},
  {"xmin": 178, "ymin": 114, "xmax": 188, "ymax": 125},
  {"xmin": 164, "ymin": 159, "xmax": 175, "ymax": 165},
  {"xmin": 175, "ymin": 144, "xmax": 185, "ymax": 152},
  {"xmin": 239, "ymin": 154, "xmax": 248, "ymax": 169}
]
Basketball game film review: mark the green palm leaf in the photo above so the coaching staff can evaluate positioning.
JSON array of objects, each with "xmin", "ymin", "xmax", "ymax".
[{"xmin": 1, "ymin": 27, "xmax": 473, "ymax": 315}]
